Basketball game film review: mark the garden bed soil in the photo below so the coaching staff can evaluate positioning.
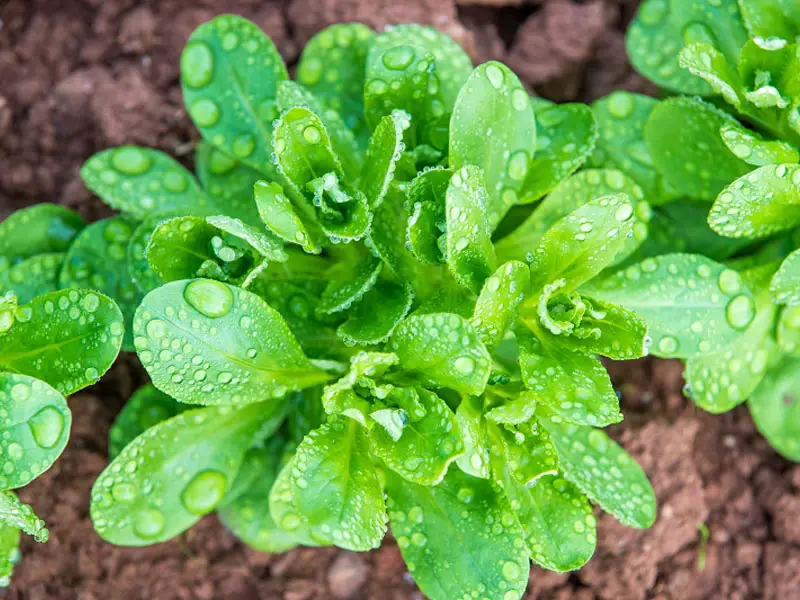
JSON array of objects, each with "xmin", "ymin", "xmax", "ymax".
[{"xmin": 2, "ymin": 1, "xmax": 799, "ymax": 599}]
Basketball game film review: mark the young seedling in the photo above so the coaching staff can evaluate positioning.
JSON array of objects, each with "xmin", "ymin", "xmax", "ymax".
[
  {"xmin": 0, "ymin": 209, "xmax": 124, "ymax": 585},
  {"xmin": 81, "ymin": 17, "xmax": 657, "ymax": 600},
  {"xmin": 602, "ymin": 0, "xmax": 800, "ymax": 458}
]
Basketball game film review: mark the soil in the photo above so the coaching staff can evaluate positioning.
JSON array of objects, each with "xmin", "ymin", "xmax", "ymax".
[{"xmin": 1, "ymin": 0, "xmax": 798, "ymax": 599}]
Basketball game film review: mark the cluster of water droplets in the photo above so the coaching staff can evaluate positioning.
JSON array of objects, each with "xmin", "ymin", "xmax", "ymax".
[
  {"xmin": 543, "ymin": 416, "xmax": 656, "ymax": 528},
  {"xmin": 135, "ymin": 279, "xmax": 311, "ymax": 404},
  {"xmin": 181, "ymin": 15, "xmax": 286, "ymax": 166},
  {"xmin": 82, "ymin": 147, "xmax": 204, "ymax": 218},
  {"xmin": 0, "ymin": 374, "xmax": 68, "ymax": 489},
  {"xmin": 386, "ymin": 473, "xmax": 529, "ymax": 600},
  {"xmin": 92, "ymin": 404, "xmax": 247, "ymax": 543}
]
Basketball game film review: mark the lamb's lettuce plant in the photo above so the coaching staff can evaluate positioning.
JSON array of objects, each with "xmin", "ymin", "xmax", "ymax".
[
  {"xmin": 0, "ymin": 208, "xmax": 124, "ymax": 585},
  {"xmin": 81, "ymin": 16, "xmax": 658, "ymax": 600},
  {"xmin": 605, "ymin": 0, "xmax": 800, "ymax": 459}
]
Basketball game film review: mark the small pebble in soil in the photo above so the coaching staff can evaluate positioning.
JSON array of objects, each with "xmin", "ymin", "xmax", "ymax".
[{"xmin": 327, "ymin": 552, "xmax": 368, "ymax": 598}]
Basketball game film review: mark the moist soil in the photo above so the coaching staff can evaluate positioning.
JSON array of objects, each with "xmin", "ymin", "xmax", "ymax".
[{"xmin": 2, "ymin": 1, "xmax": 799, "ymax": 598}]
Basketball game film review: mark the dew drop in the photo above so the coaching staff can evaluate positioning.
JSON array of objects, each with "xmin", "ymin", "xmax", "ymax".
[
  {"xmin": 112, "ymin": 147, "xmax": 152, "ymax": 175},
  {"xmin": 382, "ymin": 46, "xmax": 415, "ymax": 70},
  {"xmin": 134, "ymin": 508, "xmax": 166, "ymax": 539},
  {"xmin": 607, "ymin": 91, "xmax": 634, "ymax": 119},
  {"xmin": 181, "ymin": 41, "xmax": 215, "ymax": 89},
  {"xmin": 454, "ymin": 356, "xmax": 475, "ymax": 374},
  {"xmin": 511, "ymin": 89, "xmax": 529, "ymax": 111},
  {"xmin": 303, "ymin": 126, "xmax": 321, "ymax": 144},
  {"xmin": 657, "ymin": 335, "xmax": 679, "ymax": 354},
  {"xmin": 718, "ymin": 269, "xmax": 742, "ymax": 295},
  {"xmin": 232, "ymin": 133, "xmax": 256, "ymax": 158},
  {"xmin": 184, "ymin": 280, "xmax": 234, "ymax": 318},
  {"xmin": 726, "ymin": 295, "xmax": 755, "ymax": 330},
  {"xmin": 190, "ymin": 98, "xmax": 221, "ymax": 127},
  {"xmin": 181, "ymin": 470, "xmax": 227, "ymax": 514},
  {"xmin": 28, "ymin": 406, "xmax": 65, "ymax": 449},
  {"xmin": 485, "ymin": 64, "xmax": 505, "ymax": 90}
]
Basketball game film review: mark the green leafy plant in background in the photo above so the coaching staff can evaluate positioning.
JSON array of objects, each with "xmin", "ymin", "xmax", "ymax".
[
  {"xmin": 596, "ymin": 0, "xmax": 800, "ymax": 459},
  {"xmin": 0, "ymin": 209, "xmax": 124, "ymax": 585},
  {"xmin": 81, "ymin": 16, "xmax": 658, "ymax": 600}
]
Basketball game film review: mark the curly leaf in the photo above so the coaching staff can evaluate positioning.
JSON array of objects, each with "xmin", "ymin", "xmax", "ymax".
[
  {"xmin": 91, "ymin": 402, "xmax": 278, "ymax": 545},
  {"xmin": 471, "ymin": 261, "xmax": 529, "ymax": 352},
  {"xmin": 181, "ymin": 15, "xmax": 288, "ymax": 175},
  {"xmin": 678, "ymin": 43, "xmax": 742, "ymax": 108},
  {"xmin": 488, "ymin": 420, "xmax": 558, "ymax": 486},
  {"xmin": 709, "ymin": 164, "xmax": 800, "ymax": 238},
  {"xmin": 450, "ymin": 62, "xmax": 536, "ymax": 227},
  {"xmin": 338, "ymin": 281, "xmax": 413, "ymax": 346},
  {"xmin": 540, "ymin": 414, "xmax": 656, "ymax": 529},
  {"xmin": 370, "ymin": 388, "xmax": 463, "ymax": 485},
  {"xmin": 390, "ymin": 313, "xmax": 491, "ymax": 395},
  {"xmin": 254, "ymin": 180, "xmax": 322, "ymax": 254},
  {"xmin": 317, "ymin": 251, "xmax": 381, "ymax": 314},
  {"xmin": 359, "ymin": 110, "xmax": 409, "ymax": 208},
  {"xmin": 386, "ymin": 467, "xmax": 529, "ymax": 600},
  {"xmin": 0, "ymin": 373, "xmax": 70, "ymax": 490},
  {"xmin": 406, "ymin": 167, "xmax": 450, "ymax": 265},
  {"xmin": 0, "ymin": 491, "xmax": 47, "ymax": 542},
  {"xmin": 539, "ymin": 297, "xmax": 649, "ymax": 361},
  {"xmin": 0, "ymin": 289, "xmax": 123, "ymax": 395},
  {"xmin": 133, "ymin": 279, "xmax": 330, "ymax": 405},
  {"xmin": 276, "ymin": 80, "xmax": 362, "ymax": 180},
  {"xmin": 719, "ymin": 122, "xmax": 799, "ymax": 167},
  {"xmin": 59, "ymin": 216, "xmax": 142, "ymax": 350},
  {"xmin": 529, "ymin": 193, "xmax": 635, "ymax": 294}
]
